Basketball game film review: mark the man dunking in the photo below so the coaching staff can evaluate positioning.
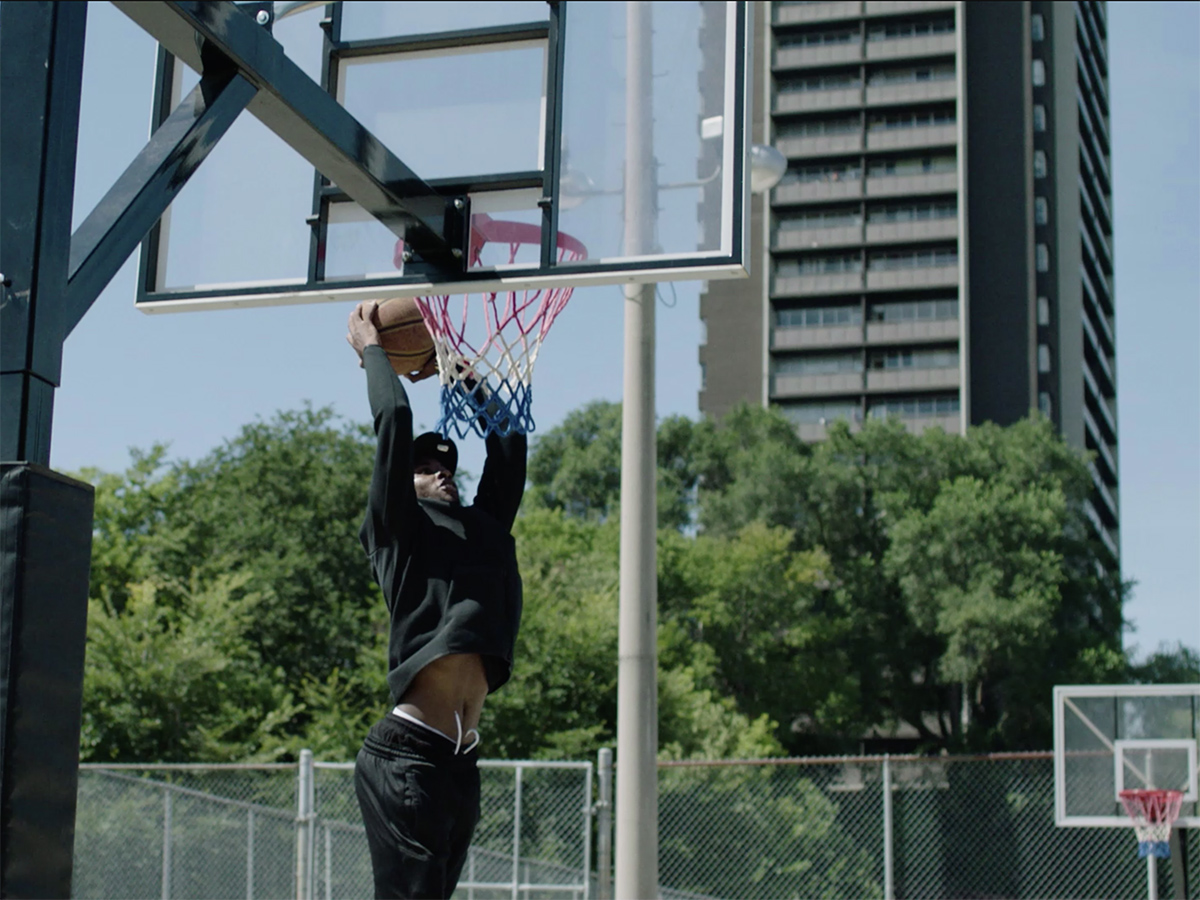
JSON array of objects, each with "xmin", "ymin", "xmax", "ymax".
[{"xmin": 346, "ymin": 300, "xmax": 526, "ymax": 899}]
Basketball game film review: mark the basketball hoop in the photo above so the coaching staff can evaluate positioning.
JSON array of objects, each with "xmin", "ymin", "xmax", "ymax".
[
  {"xmin": 394, "ymin": 214, "xmax": 586, "ymax": 439},
  {"xmin": 1118, "ymin": 789, "xmax": 1184, "ymax": 858}
]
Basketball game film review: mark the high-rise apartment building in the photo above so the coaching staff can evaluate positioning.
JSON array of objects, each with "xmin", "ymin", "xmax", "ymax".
[{"xmin": 699, "ymin": 0, "xmax": 1118, "ymax": 557}]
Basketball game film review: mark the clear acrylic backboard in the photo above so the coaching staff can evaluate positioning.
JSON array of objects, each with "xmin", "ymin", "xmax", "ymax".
[
  {"xmin": 1054, "ymin": 684, "xmax": 1200, "ymax": 827},
  {"xmin": 133, "ymin": 0, "xmax": 751, "ymax": 313}
]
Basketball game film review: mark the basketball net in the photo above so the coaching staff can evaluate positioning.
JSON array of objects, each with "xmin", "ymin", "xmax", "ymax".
[
  {"xmin": 395, "ymin": 214, "xmax": 586, "ymax": 439},
  {"xmin": 1118, "ymin": 789, "xmax": 1183, "ymax": 859}
]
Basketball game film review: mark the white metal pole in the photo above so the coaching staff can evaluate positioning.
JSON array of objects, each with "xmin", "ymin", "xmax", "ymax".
[
  {"xmin": 296, "ymin": 749, "xmax": 314, "ymax": 900},
  {"xmin": 882, "ymin": 756, "xmax": 894, "ymax": 900},
  {"xmin": 616, "ymin": 2, "xmax": 659, "ymax": 899},
  {"xmin": 247, "ymin": 808, "xmax": 255, "ymax": 900},
  {"xmin": 1147, "ymin": 854, "xmax": 1158, "ymax": 900},
  {"xmin": 512, "ymin": 765, "xmax": 524, "ymax": 900},
  {"xmin": 324, "ymin": 825, "xmax": 332, "ymax": 900},
  {"xmin": 597, "ymin": 748, "xmax": 614, "ymax": 900},
  {"xmin": 162, "ymin": 787, "xmax": 173, "ymax": 900},
  {"xmin": 583, "ymin": 761, "xmax": 595, "ymax": 900}
]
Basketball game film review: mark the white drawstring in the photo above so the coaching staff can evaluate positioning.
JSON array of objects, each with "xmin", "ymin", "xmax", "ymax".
[
  {"xmin": 454, "ymin": 710, "xmax": 481, "ymax": 755},
  {"xmin": 392, "ymin": 705, "xmax": 479, "ymax": 755}
]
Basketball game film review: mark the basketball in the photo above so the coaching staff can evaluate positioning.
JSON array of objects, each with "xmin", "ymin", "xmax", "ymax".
[{"xmin": 375, "ymin": 297, "xmax": 436, "ymax": 381}]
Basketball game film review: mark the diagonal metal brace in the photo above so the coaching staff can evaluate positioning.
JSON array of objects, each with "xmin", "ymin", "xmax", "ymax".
[
  {"xmin": 112, "ymin": 0, "xmax": 469, "ymax": 273},
  {"xmin": 65, "ymin": 65, "xmax": 256, "ymax": 337}
]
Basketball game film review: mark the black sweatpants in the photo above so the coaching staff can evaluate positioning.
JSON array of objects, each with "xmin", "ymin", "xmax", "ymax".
[{"xmin": 354, "ymin": 714, "xmax": 481, "ymax": 899}]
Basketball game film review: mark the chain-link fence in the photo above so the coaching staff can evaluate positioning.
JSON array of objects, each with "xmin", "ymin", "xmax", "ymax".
[{"xmin": 76, "ymin": 751, "xmax": 1200, "ymax": 899}]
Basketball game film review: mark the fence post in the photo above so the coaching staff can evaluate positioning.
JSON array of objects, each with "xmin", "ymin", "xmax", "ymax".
[
  {"xmin": 161, "ymin": 786, "xmax": 173, "ymax": 900},
  {"xmin": 882, "ymin": 755, "xmax": 894, "ymax": 900},
  {"xmin": 247, "ymin": 808, "xmax": 255, "ymax": 900},
  {"xmin": 596, "ymin": 749, "xmax": 613, "ymax": 900},
  {"xmin": 511, "ymin": 764, "xmax": 523, "ymax": 900},
  {"xmin": 296, "ymin": 749, "xmax": 315, "ymax": 900}
]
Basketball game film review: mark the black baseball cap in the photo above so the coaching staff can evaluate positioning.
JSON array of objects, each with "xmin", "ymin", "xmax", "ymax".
[{"xmin": 412, "ymin": 432, "xmax": 458, "ymax": 475}]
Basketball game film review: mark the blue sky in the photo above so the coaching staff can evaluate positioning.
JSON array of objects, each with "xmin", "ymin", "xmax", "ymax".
[{"xmin": 52, "ymin": 2, "xmax": 1198, "ymax": 661}]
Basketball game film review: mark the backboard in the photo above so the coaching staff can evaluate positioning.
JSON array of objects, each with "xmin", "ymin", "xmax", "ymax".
[
  {"xmin": 1054, "ymin": 684, "xmax": 1200, "ymax": 828},
  {"xmin": 129, "ymin": 0, "xmax": 752, "ymax": 313}
]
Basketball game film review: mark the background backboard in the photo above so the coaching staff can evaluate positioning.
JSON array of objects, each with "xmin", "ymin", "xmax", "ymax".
[
  {"xmin": 133, "ymin": 0, "xmax": 751, "ymax": 313},
  {"xmin": 1054, "ymin": 684, "xmax": 1200, "ymax": 828}
]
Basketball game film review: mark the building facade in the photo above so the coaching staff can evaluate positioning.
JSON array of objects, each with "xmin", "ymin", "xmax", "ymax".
[{"xmin": 699, "ymin": 0, "xmax": 1118, "ymax": 557}]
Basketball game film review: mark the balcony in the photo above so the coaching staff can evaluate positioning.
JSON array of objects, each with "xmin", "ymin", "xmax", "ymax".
[
  {"xmin": 1083, "ymin": 500, "xmax": 1119, "ymax": 559},
  {"xmin": 865, "ymin": 79, "xmax": 957, "ymax": 106},
  {"xmin": 775, "ymin": 224, "xmax": 864, "ymax": 250},
  {"xmin": 797, "ymin": 418, "xmax": 865, "ymax": 442},
  {"xmin": 866, "ymin": 124, "xmax": 957, "ymax": 151},
  {"xmin": 775, "ymin": 42, "xmax": 863, "ymax": 70},
  {"xmin": 865, "ymin": 318, "xmax": 958, "ymax": 344},
  {"xmin": 773, "ymin": 324, "xmax": 864, "ymax": 350},
  {"xmin": 773, "ymin": 372, "xmax": 864, "ymax": 397},
  {"xmin": 866, "ymin": 366, "xmax": 959, "ymax": 391},
  {"xmin": 777, "ymin": 132, "xmax": 864, "ymax": 158},
  {"xmin": 864, "ymin": 0, "xmax": 956, "ymax": 15},
  {"xmin": 775, "ymin": 88, "xmax": 864, "ymax": 114},
  {"xmin": 775, "ymin": 1, "xmax": 863, "ymax": 25},
  {"xmin": 865, "ymin": 171, "xmax": 957, "ymax": 197},
  {"xmin": 1083, "ymin": 407, "xmax": 1118, "ymax": 478},
  {"xmin": 774, "ymin": 271, "xmax": 864, "ymax": 296},
  {"xmin": 1089, "ymin": 462, "xmax": 1120, "ymax": 524},
  {"xmin": 865, "ymin": 33, "xmax": 956, "ymax": 62},
  {"xmin": 866, "ymin": 264, "xmax": 958, "ymax": 290},
  {"xmin": 865, "ymin": 217, "xmax": 957, "ymax": 244},
  {"xmin": 900, "ymin": 414, "xmax": 960, "ymax": 436},
  {"xmin": 774, "ymin": 178, "xmax": 864, "ymax": 204}
]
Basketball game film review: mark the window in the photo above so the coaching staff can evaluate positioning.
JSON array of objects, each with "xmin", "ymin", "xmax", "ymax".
[
  {"xmin": 868, "ymin": 63, "xmax": 955, "ymax": 85},
  {"xmin": 1038, "ymin": 344, "xmax": 1052, "ymax": 373},
  {"xmin": 868, "ymin": 248, "xmax": 958, "ymax": 270},
  {"xmin": 1031, "ymin": 13, "xmax": 1045, "ymax": 41},
  {"xmin": 776, "ymin": 353, "xmax": 864, "ymax": 376},
  {"xmin": 867, "ymin": 154, "xmax": 956, "ymax": 178},
  {"xmin": 868, "ymin": 395, "xmax": 960, "ymax": 419},
  {"xmin": 1038, "ymin": 391, "xmax": 1053, "ymax": 417},
  {"xmin": 1032, "ymin": 59, "xmax": 1046, "ymax": 86},
  {"xmin": 778, "ymin": 71, "xmax": 862, "ymax": 94},
  {"xmin": 870, "ymin": 348, "xmax": 959, "ymax": 370},
  {"xmin": 1033, "ymin": 104, "xmax": 1047, "ymax": 132},
  {"xmin": 869, "ymin": 298, "xmax": 959, "ymax": 322},
  {"xmin": 779, "ymin": 162, "xmax": 863, "ymax": 185},
  {"xmin": 776, "ymin": 254, "xmax": 863, "ymax": 278},
  {"xmin": 777, "ymin": 305, "xmax": 863, "ymax": 328},
  {"xmin": 866, "ymin": 17, "xmax": 954, "ymax": 42},
  {"xmin": 1034, "ymin": 149, "xmax": 1048, "ymax": 178},
  {"xmin": 1036, "ymin": 243, "xmax": 1050, "ymax": 272},
  {"xmin": 867, "ymin": 108, "xmax": 955, "ymax": 131},
  {"xmin": 777, "ymin": 116, "xmax": 861, "ymax": 138},
  {"xmin": 778, "ymin": 29, "xmax": 858, "ymax": 49},
  {"xmin": 868, "ymin": 199, "xmax": 957, "ymax": 223},
  {"xmin": 1035, "ymin": 197, "xmax": 1049, "ymax": 225},
  {"xmin": 777, "ymin": 208, "xmax": 863, "ymax": 232},
  {"xmin": 1037, "ymin": 296, "xmax": 1051, "ymax": 326},
  {"xmin": 783, "ymin": 401, "xmax": 862, "ymax": 425}
]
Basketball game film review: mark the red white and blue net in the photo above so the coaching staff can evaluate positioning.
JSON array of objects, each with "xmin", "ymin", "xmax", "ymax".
[
  {"xmin": 396, "ymin": 214, "xmax": 585, "ymax": 439},
  {"xmin": 1118, "ymin": 789, "xmax": 1183, "ymax": 859}
]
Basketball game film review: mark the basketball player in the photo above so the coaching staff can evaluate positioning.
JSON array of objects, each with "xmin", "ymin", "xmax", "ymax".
[{"xmin": 345, "ymin": 300, "xmax": 526, "ymax": 899}]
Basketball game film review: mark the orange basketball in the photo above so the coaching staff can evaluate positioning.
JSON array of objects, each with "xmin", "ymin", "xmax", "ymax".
[{"xmin": 375, "ymin": 297, "xmax": 436, "ymax": 381}]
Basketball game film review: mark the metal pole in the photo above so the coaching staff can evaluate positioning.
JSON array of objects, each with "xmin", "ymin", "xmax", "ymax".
[
  {"xmin": 247, "ymin": 809, "xmax": 255, "ymax": 900},
  {"xmin": 324, "ymin": 825, "xmax": 332, "ymax": 900},
  {"xmin": 161, "ymin": 788, "xmax": 172, "ymax": 900},
  {"xmin": 1148, "ymin": 853, "xmax": 1158, "ymax": 900},
  {"xmin": 512, "ymin": 765, "xmax": 524, "ymax": 900},
  {"xmin": 616, "ymin": 3, "xmax": 658, "ymax": 897},
  {"xmin": 882, "ymin": 756, "xmax": 894, "ymax": 900},
  {"xmin": 596, "ymin": 749, "xmax": 614, "ymax": 900},
  {"xmin": 296, "ymin": 749, "xmax": 314, "ymax": 900},
  {"xmin": 582, "ymin": 761, "xmax": 594, "ymax": 900}
]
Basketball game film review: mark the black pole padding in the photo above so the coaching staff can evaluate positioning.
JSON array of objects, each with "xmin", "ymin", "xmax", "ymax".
[{"xmin": 0, "ymin": 464, "xmax": 94, "ymax": 899}]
